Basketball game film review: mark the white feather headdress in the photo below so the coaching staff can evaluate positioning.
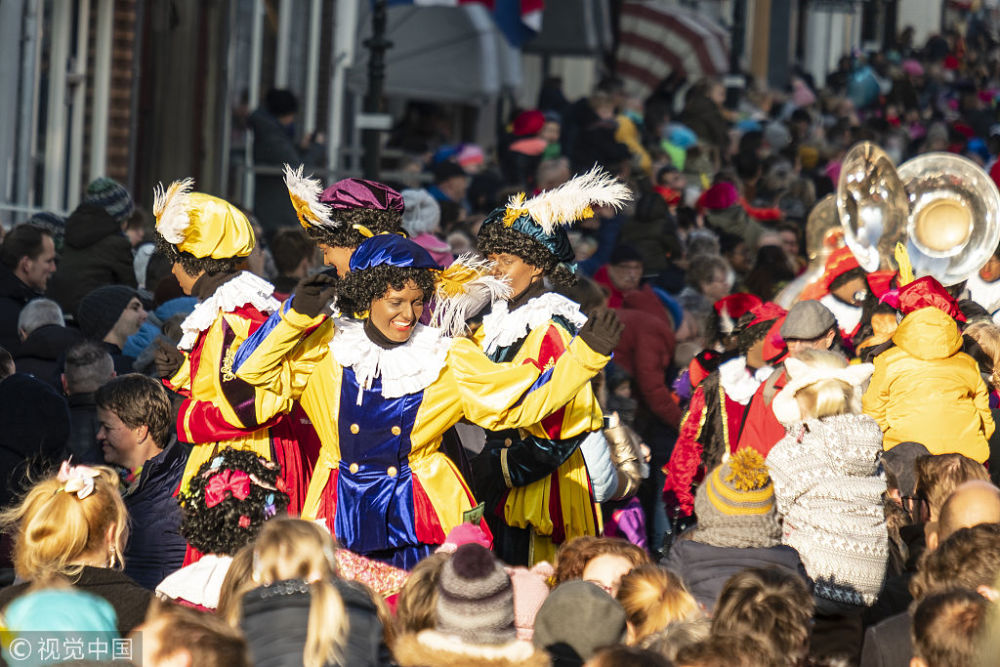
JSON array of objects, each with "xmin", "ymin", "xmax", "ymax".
[
  {"xmin": 153, "ymin": 177, "xmax": 195, "ymax": 244},
  {"xmin": 501, "ymin": 166, "xmax": 632, "ymax": 232},
  {"xmin": 430, "ymin": 254, "xmax": 511, "ymax": 338},
  {"xmin": 283, "ymin": 164, "xmax": 335, "ymax": 229}
]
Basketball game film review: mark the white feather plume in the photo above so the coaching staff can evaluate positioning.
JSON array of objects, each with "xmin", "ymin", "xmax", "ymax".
[
  {"xmin": 509, "ymin": 166, "xmax": 632, "ymax": 233},
  {"xmin": 431, "ymin": 253, "xmax": 512, "ymax": 338},
  {"xmin": 153, "ymin": 177, "xmax": 195, "ymax": 244},
  {"xmin": 283, "ymin": 164, "xmax": 335, "ymax": 228}
]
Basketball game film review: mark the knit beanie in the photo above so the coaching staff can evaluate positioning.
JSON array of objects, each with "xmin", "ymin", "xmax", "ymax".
[
  {"xmin": 85, "ymin": 177, "xmax": 135, "ymax": 224},
  {"xmin": 435, "ymin": 543, "xmax": 516, "ymax": 645},
  {"xmin": 77, "ymin": 285, "xmax": 138, "ymax": 340},
  {"xmin": 692, "ymin": 448, "xmax": 782, "ymax": 549}
]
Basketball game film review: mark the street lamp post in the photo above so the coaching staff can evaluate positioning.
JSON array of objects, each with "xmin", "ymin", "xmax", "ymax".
[
  {"xmin": 363, "ymin": 0, "xmax": 392, "ymax": 180},
  {"xmin": 726, "ymin": 0, "xmax": 747, "ymax": 110}
]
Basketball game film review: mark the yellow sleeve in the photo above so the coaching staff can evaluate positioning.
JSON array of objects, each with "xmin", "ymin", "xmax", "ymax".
[
  {"xmin": 165, "ymin": 353, "xmax": 192, "ymax": 393},
  {"xmin": 234, "ymin": 304, "xmax": 334, "ymax": 404},
  {"xmin": 450, "ymin": 336, "xmax": 610, "ymax": 431},
  {"xmin": 862, "ymin": 355, "xmax": 890, "ymax": 431},
  {"xmin": 974, "ymin": 372, "xmax": 996, "ymax": 439}
]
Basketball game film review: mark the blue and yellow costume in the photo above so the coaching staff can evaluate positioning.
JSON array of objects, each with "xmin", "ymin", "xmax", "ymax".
[
  {"xmin": 232, "ymin": 235, "xmax": 612, "ymax": 568},
  {"xmin": 472, "ymin": 168, "xmax": 632, "ymax": 565}
]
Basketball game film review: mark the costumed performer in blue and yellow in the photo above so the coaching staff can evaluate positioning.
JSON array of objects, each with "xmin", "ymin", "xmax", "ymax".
[
  {"xmin": 471, "ymin": 167, "xmax": 632, "ymax": 566},
  {"xmin": 230, "ymin": 230, "xmax": 624, "ymax": 569},
  {"xmin": 150, "ymin": 179, "xmax": 320, "ymax": 520}
]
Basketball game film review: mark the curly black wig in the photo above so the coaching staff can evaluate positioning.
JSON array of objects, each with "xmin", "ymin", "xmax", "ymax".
[
  {"xmin": 336, "ymin": 264, "xmax": 437, "ymax": 318},
  {"xmin": 155, "ymin": 232, "xmax": 243, "ymax": 277},
  {"xmin": 178, "ymin": 448, "xmax": 290, "ymax": 556},
  {"xmin": 305, "ymin": 208, "xmax": 403, "ymax": 249},
  {"xmin": 476, "ymin": 224, "xmax": 577, "ymax": 289},
  {"xmin": 735, "ymin": 312, "xmax": 778, "ymax": 356}
]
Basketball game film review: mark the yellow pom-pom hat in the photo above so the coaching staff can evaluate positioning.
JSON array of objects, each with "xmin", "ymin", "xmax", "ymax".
[{"xmin": 153, "ymin": 178, "xmax": 255, "ymax": 259}]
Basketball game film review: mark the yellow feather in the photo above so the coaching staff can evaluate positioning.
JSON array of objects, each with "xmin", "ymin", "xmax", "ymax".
[{"xmin": 895, "ymin": 242, "xmax": 915, "ymax": 287}]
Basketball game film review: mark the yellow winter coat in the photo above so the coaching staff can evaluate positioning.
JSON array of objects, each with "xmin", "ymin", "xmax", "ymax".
[{"xmin": 862, "ymin": 307, "xmax": 994, "ymax": 462}]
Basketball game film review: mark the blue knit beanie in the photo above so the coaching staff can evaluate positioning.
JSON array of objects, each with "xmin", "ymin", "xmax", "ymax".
[{"xmin": 85, "ymin": 177, "xmax": 134, "ymax": 224}]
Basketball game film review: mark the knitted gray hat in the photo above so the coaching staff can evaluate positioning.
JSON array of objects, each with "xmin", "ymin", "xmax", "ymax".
[
  {"xmin": 85, "ymin": 177, "xmax": 134, "ymax": 225},
  {"xmin": 692, "ymin": 448, "xmax": 783, "ymax": 549},
  {"xmin": 435, "ymin": 543, "xmax": 516, "ymax": 645},
  {"xmin": 77, "ymin": 285, "xmax": 138, "ymax": 341}
]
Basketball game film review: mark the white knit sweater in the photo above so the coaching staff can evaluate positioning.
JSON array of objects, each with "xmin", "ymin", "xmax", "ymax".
[{"xmin": 767, "ymin": 413, "xmax": 889, "ymax": 606}]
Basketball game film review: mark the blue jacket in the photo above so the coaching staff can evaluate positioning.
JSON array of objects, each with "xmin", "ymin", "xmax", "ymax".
[{"xmin": 122, "ymin": 439, "xmax": 188, "ymax": 589}]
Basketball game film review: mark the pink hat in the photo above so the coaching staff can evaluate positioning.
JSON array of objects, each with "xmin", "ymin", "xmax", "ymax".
[
  {"xmin": 792, "ymin": 79, "xmax": 816, "ymax": 108},
  {"xmin": 436, "ymin": 522, "xmax": 492, "ymax": 553},
  {"xmin": 902, "ymin": 59, "xmax": 924, "ymax": 77},
  {"xmin": 457, "ymin": 144, "xmax": 484, "ymax": 168},
  {"xmin": 506, "ymin": 563, "xmax": 554, "ymax": 641},
  {"xmin": 698, "ymin": 181, "xmax": 740, "ymax": 211}
]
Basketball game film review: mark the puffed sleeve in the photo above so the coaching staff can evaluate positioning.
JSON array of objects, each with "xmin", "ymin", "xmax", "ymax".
[
  {"xmin": 232, "ymin": 300, "xmax": 335, "ymax": 407},
  {"xmin": 448, "ymin": 336, "xmax": 610, "ymax": 431}
]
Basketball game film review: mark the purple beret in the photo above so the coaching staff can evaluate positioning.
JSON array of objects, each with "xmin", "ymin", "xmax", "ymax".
[{"xmin": 319, "ymin": 178, "xmax": 404, "ymax": 213}]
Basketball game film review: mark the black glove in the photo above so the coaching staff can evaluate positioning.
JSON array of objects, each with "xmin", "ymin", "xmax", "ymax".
[
  {"xmin": 578, "ymin": 307, "xmax": 624, "ymax": 356},
  {"xmin": 153, "ymin": 338, "xmax": 185, "ymax": 379},
  {"xmin": 292, "ymin": 273, "xmax": 338, "ymax": 318}
]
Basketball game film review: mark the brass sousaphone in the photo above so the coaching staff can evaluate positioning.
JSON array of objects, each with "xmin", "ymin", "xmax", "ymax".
[{"xmin": 837, "ymin": 142, "xmax": 1000, "ymax": 286}]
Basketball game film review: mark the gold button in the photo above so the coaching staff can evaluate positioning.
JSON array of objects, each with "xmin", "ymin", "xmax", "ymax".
[
  {"xmin": 391, "ymin": 426, "xmax": 401, "ymax": 436},
  {"xmin": 387, "ymin": 466, "xmax": 398, "ymax": 477},
  {"xmin": 504, "ymin": 438, "xmax": 513, "ymax": 447},
  {"xmin": 350, "ymin": 423, "xmax": 359, "ymax": 434},
  {"xmin": 348, "ymin": 462, "xmax": 359, "ymax": 474}
]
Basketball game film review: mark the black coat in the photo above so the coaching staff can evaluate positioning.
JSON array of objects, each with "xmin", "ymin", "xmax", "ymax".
[
  {"xmin": 66, "ymin": 392, "xmax": 102, "ymax": 464},
  {"xmin": 14, "ymin": 324, "xmax": 84, "ymax": 390},
  {"xmin": 0, "ymin": 566, "xmax": 152, "ymax": 634},
  {"xmin": 241, "ymin": 578, "xmax": 392, "ymax": 667},
  {"xmin": 859, "ymin": 611, "xmax": 911, "ymax": 667},
  {"xmin": 0, "ymin": 265, "xmax": 42, "ymax": 356},
  {"xmin": 0, "ymin": 373, "xmax": 70, "ymax": 509},
  {"xmin": 664, "ymin": 538, "xmax": 810, "ymax": 612},
  {"xmin": 122, "ymin": 439, "xmax": 187, "ymax": 590},
  {"xmin": 47, "ymin": 203, "xmax": 136, "ymax": 316},
  {"xmin": 248, "ymin": 110, "xmax": 324, "ymax": 235}
]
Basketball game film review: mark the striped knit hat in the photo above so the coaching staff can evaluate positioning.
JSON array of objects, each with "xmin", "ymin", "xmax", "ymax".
[
  {"xmin": 435, "ymin": 543, "xmax": 516, "ymax": 645},
  {"xmin": 85, "ymin": 177, "xmax": 134, "ymax": 224},
  {"xmin": 693, "ymin": 448, "xmax": 782, "ymax": 549}
]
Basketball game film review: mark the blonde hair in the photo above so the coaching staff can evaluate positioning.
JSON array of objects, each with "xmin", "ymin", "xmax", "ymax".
[
  {"xmin": 0, "ymin": 465, "xmax": 128, "ymax": 581},
  {"xmin": 791, "ymin": 349, "xmax": 861, "ymax": 419},
  {"xmin": 963, "ymin": 321, "xmax": 1000, "ymax": 390},
  {"xmin": 394, "ymin": 551, "xmax": 449, "ymax": 637},
  {"xmin": 217, "ymin": 542, "xmax": 256, "ymax": 626},
  {"xmin": 617, "ymin": 565, "xmax": 700, "ymax": 644},
  {"xmin": 249, "ymin": 519, "xmax": 348, "ymax": 667}
]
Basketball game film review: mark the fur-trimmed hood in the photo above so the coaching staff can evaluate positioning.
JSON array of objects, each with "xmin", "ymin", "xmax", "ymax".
[{"xmin": 393, "ymin": 630, "xmax": 551, "ymax": 667}]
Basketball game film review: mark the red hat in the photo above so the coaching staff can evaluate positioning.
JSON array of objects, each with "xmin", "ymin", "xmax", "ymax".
[
  {"xmin": 867, "ymin": 270, "xmax": 897, "ymax": 299},
  {"xmin": 897, "ymin": 276, "xmax": 965, "ymax": 322},
  {"xmin": 714, "ymin": 293, "xmax": 763, "ymax": 335},
  {"xmin": 762, "ymin": 315, "xmax": 789, "ymax": 364},
  {"xmin": 698, "ymin": 182, "xmax": 740, "ymax": 211},
  {"xmin": 822, "ymin": 246, "xmax": 862, "ymax": 290},
  {"xmin": 747, "ymin": 301, "xmax": 788, "ymax": 328},
  {"xmin": 513, "ymin": 110, "xmax": 545, "ymax": 137}
]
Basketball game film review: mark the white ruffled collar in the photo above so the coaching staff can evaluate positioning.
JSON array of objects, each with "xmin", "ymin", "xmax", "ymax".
[
  {"xmin": 155, "ymin": 554, "xmax": 233, "ymax": 609},
  {"xmin": 178, "ymin": 272, "xmax": 281, "ymax": 351},
  {"xmin": 480, "ymin": 292, "xmax": 588, "ymax": 355},
  {"xmin": 329, "ymin": 318, "xmax": 451, "ymax": 404},
  {"xmin": 718, "ymin": 356, "xmax": 771, "ymax": 405}
]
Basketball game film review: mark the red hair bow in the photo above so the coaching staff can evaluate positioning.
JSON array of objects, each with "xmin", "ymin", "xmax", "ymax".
[{"xmin": 204, "ymin": 469, "xmax": 251, "ymax": 507}]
